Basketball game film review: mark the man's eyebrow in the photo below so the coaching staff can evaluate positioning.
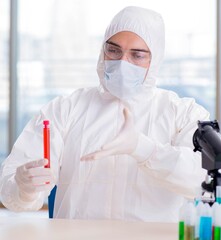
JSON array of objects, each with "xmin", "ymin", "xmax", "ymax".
[
  {"xmin": 131, "ymin": 48, "xmax": 150, "ymax": 53},
  {"xmin": 106, "ymin": 41, "xmax": 121, "ymax": 47},
  {"xmin": 106, "ymin": 41, "xmax": 150, "ymax": 53}
]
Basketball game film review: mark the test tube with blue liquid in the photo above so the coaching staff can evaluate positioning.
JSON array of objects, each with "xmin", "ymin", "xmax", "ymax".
[{"xmin": 199, "ymin": 203, "xmax": 212, "ymax": 240}]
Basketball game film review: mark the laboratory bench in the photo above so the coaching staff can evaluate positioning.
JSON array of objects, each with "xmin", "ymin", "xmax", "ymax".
[{"xmin": 0, "ymin": 217, "xmax": 177, "ymax": 240}]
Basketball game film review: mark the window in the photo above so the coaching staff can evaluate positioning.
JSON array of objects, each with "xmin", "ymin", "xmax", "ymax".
[
  {"xmin": 158, "ymin": 0, "xmax": 216, "ymax": 118},
  {"xmin": 0, "ymin": 0, "xmax": 9, "ymax": 161}
]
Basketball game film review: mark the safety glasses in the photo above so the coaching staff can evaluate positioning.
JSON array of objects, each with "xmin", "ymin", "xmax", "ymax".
[{"xmin": 104, "ymin": 41, "xmax": 151, "ymax": 66}]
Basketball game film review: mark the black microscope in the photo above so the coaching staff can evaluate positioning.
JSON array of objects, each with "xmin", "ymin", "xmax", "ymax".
[{"xmin": 193, "ymin": 120, "xmax": 221, "ymax": 204}]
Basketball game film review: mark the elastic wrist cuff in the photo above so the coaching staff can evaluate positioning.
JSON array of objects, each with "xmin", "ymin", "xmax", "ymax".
[
  {"xmin": 131, "ymin": 133, "xmax": 155, "ymax": 163},
  {"xmin": 15, "ymin": 185, "xmax": 43, "ymax": 208}
]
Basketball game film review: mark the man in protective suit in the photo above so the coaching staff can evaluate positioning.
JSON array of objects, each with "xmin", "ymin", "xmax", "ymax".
[{"xmin": 0, "ymin": 6, "xmax": 209, "ymax": 222}]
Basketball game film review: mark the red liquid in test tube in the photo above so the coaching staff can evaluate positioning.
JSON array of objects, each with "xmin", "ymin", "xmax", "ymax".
[{"xmin": 43, "ymin": 120, "xmax": 50, "ymax": 168}]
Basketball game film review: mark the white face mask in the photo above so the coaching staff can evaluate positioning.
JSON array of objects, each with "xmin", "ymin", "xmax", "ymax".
[{"xmin": 104, "ymin": 60, "xmax": 147, "ymax": 100}]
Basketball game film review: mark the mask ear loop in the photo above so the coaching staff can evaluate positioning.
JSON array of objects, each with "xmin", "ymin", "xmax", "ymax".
[
  {"xmin": 142, "ymin": 51, "xmax": 152, "ymax": 83},
  {"xmin": 97, "ymin": 49, "xmax": 113, "ymax": 97},
  {"xmin": 143, "ymin": 68, "xmax": 149, "ymax": 84}
]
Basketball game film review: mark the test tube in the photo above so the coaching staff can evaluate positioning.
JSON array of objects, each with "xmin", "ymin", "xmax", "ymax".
[
  {"xmin": 43, "ymin": 120, "xmax": 50, "ymax": 168},
  {"xmin": 195, "ymin": 201, "xmax": 204, "ymax": 240},
  {"xmin": 216, "ymin": 186, "xmax": 221, "ymax": 204},
  {"xmin": 179, "ymin": 202, "xmax": 186, "ymax": 240},
  {"xmin": 184, "ymin": 202, "xmax": 196, "ymax": 240},
  {"xmin": 199, "ymin": 203, "xmax": 212, "ymax": 240},
  {"xmin": 212, "ymin": 202, "xmax": 221, "ymax": 240}
]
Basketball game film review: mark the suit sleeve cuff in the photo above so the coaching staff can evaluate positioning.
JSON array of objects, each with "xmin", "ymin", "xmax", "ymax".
[{"xmin": 131, "ymin": 133, "xmax": 156, "ymax": 163}]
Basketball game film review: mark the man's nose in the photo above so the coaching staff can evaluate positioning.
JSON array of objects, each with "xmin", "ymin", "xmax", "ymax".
[{"xmin": 120, "ymin": 53, "xmax": 130, "ymax": 62}]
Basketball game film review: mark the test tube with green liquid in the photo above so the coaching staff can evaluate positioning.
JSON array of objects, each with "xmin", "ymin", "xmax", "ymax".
[
  {"xmin": 179, "ymin": 221, "xmax": 185, "ymax": 240},
  {"xmin": 179, "ymin": 202, "xmax": 186, "ymax": 240},
  {"xmin": 212, "ymin": 202, "xmax": 221, "ymax": 240}
]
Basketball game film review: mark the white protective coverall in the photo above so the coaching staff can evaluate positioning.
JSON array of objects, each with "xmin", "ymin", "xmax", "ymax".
[{"xmin": 0, "ymin": 6, "xmax": 209, "ymax": 222}]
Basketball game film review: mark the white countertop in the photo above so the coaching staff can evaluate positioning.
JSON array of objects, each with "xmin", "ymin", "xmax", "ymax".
[{"xmin": 0, "ymin": 217, "xmax": 178, "ymax": 240}]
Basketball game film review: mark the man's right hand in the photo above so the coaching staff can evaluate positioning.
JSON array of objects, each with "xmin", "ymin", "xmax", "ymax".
[{"xmin": 15, "ymin": 159, "xmax": 55, "ymax": 202}]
